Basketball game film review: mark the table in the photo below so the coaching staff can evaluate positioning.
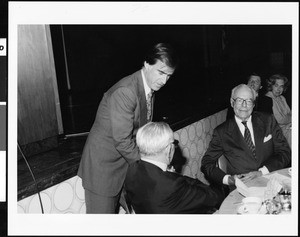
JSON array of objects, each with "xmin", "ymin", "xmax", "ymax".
[{"xmin": 218, "ymin": 168, "xmax": 291, "ymax": 214}]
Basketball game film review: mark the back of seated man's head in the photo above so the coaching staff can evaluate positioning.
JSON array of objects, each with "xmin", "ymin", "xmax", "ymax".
[{"xmin": 136, "ymin": 122, "xmax": 175, "ymax": 164}]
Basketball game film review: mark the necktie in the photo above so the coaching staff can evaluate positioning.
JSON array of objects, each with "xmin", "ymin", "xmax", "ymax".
[
  {"xmin": 146, "ymin": 91, "xmax": 153, "ymax": 122},
  {"xmin": 241, "ymin": 121, "xmax": 256, "ymax": 159}
]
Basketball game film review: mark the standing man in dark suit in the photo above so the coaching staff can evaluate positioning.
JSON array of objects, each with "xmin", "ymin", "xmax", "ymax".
[
  {"xmin": 78, "ymin": 43, "xmax": 178, "ymax": 213},
  {"xmin": 201, "ymin": 84, "xmax": 291, "ymax": 189},
  {"xmin": 125, "ymin": 122, "xmax": 224, "ymax": 214}
]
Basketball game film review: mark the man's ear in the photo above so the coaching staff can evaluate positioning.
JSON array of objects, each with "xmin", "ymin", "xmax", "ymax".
[
  {"xmin": 144, "ymin": 61, "xmax": 150, "ymax": 70},
  {"xmin": 168, "ymin": 144, "xmax": 175, "ymax": 163},
  {"xmin": 230, "ymin": 98, "xmax": 234, "ymax": 108}
]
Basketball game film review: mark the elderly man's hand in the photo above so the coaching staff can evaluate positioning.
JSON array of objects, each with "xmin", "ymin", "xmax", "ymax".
[
  {"xmin": 228, "ymin": 175, "xmax": 237, "ymax": 186},
  {"xmin": 239, "ymin": 171, "xmax": 262, "ymax": 183}
]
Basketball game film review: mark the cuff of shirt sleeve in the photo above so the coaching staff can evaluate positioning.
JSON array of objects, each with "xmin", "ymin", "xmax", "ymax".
[
  {"xmin": 258, "ymin": 166, "xmax": 269, "ymax": 175},
  {"xmin": 223, "ymin": 174, "xmax": 230, "ymax": 185}
]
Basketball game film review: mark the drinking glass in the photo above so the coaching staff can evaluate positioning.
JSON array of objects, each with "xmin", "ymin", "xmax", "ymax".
[{"xmin": 279, "ymin": 179, "xmax": 291, "ymax": 211}]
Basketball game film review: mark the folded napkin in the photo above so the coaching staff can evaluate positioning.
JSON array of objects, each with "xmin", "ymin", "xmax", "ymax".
[
  {"xmin": 264, "ymin": 173, "xmax": 290, "ymax": 183},
  {"xmin": 235, "ymin": 177, "xmax": 266, "ymax": 199}
]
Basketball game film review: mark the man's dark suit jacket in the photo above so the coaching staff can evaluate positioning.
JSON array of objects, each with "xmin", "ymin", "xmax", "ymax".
[
  {"xmin": 125, "ymin": 160, "xmax": 224, "ymax": 214},
  {"xmin": 201, "ymin": 111, "xmax": 291, "ymax": 185},
  {"xmin": 256, "ymin": 95, "xmax": 273, "ymax": 114},
  {"xmin": 78, "ymin": 70, "xmax": 152, "ymax": 197}
]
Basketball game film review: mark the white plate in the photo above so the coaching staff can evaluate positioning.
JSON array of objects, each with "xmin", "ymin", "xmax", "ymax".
[
  {"xmin": 237, "ymin": 205, "xmax": 251, "ymax": 214},
  {"xmin": 237, "ymin": 204, "xmax": 266, "ymax": 214},
  {"xmin": 242, "ymin": 196, "xmax": 262, "ymax": 205}
]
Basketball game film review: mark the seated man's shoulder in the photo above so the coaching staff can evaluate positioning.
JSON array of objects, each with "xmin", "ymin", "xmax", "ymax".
[
  {"xmin": 164, "ymin": 170, "xmax": 182, "ymax": 179},
  {"xmin": 165, "ymin": 171, "xmax": 193, "ymax": 183},
  {"xmin": 253, "ymin": 111, "xmax": 279, "ymax": 128},
  {"xmin": 214, "ymin": 119, "xmax": 231, "ymax": 131},
  {"xmin": 127, "ymin": 159, "xmax": 142, "ymax": 172},
  {"xmin": 253, "ymin": 111, "xmax": 274, "ymax": 121},
  {"xmin": 107, "ymin": 70, "xmax": 141, "ymax": 93}
]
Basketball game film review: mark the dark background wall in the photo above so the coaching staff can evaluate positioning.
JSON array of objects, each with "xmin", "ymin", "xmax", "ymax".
[{"xmin": 50, "ymin": 25, "xmax": 292, "ymax": 135}]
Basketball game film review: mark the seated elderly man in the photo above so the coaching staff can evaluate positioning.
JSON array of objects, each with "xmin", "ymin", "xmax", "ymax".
[
  {"xmin": 125, "ymin": 122, "xmax": 224, "ymax": 214},
  {"xmin": 201, "ymin": 84, "xmax": 291, "ymax": 191}
]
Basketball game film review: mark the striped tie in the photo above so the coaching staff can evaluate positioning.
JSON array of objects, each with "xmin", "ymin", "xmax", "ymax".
[
  {"xmin": 146, "ymin": 91, "xmax": 153, "ymax": 122},
  {"xmin": 241, "ymin": 121, "xmax": 256, "ymax": 159}
]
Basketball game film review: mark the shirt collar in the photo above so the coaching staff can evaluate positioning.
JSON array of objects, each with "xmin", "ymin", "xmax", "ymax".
[
  {"xmin": 235, "ymin": 115, "xmax": 252, "ymax": 125},
  {"xmin": 141, "ymin": 157, "xmax": 168, "ymax": 171},
  {"xmin": 141, "ymin": 69, "xmax": 152, "ymax": 97}
]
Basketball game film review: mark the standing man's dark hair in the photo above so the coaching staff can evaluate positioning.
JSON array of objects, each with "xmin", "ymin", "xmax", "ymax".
[
  {"xmin": 78, "ymin": 43, "xmax": 178, "ymax": 213},
  {"xmin": 144, "ymin": 43, "xmax": 179, "ymax": 69}
]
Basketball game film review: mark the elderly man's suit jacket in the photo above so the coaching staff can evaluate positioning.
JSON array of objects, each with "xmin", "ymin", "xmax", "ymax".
[
  {"xmin": 125, "ymin": 160, "xmax": 224, "ymax": 214},
  {"xmin": 201, "ymin": 111, "xmax": 291, "ymax": 185},
  {"xmin": 78, "ymin": 70, "xmax": 152, "ymax": 197}
]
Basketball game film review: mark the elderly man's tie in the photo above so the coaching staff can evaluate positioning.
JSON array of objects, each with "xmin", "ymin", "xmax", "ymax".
[
  {"xmin": 241, "ymin": 121, "xmax": 256, "ymax": 159},
  {"xmin": 146, "ymin": 91, "xmax": 153, "ymax": 122}
]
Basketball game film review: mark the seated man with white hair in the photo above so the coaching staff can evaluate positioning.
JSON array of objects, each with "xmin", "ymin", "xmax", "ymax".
[{"xmin": 124, "ymin": 122, "xmax": 224, "ymax": 214}]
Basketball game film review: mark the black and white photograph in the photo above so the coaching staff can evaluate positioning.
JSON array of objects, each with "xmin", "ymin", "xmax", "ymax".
[{"xmin": 2, "ymin": 1, "xmax": 299, "ymax": 236}]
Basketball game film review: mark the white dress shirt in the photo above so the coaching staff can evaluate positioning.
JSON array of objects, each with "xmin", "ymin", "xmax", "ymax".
[
  {"xmin": 235, "ymin": 115, "xmax": 255, "ymax": 145},
  {"xmin": 141, "ymin": 69, "xmax": 152, "ymax": 99}
]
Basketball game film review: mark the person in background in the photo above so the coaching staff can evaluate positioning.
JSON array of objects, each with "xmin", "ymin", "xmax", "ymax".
[
  {"xmin": 201, "ymin": 84, "xmax": 291, "ymax": 192},
  {"xmin": 125, "ymin": 122, "xmax": 224, "ymax": 214},
  {"xmin": 264, "ymin": 74, "xmax": 291, "ymax": 147},
  {"xmin": 78, "ymin": 43, "xmax": 178, "ymax": 213},
  {"xmin": 227, "ymin": 73, "xmax": 272, "ymax": 120},
  {"xmin": 247, "ymin": 73, "xmax": 262, "ymax": 98}
]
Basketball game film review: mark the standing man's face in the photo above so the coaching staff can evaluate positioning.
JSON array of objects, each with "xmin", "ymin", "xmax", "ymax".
[
  {"xmin": 231, "ymin": 86, "xmax": 255, "ymax": 121},
  {"xmin": 144, "ymin": 60, "xmax": 175, "ymax": 91}
]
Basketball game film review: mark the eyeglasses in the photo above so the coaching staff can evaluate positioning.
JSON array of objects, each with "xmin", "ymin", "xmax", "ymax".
[
  {"xmin": 163, "ymin": 140, "xmax": 178, "ymax": 150},
  {"xmin": 233, "ymin": 97, "xmax": 254, "ymax": 107}
]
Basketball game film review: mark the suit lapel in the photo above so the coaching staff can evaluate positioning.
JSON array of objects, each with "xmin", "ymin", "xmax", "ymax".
[
  {"xmin": 136, "ymin": 70, "xmax": 147, "ymax": 126},
  {"xmin": 251, "ymin": 113, "xmax": 265, "ymax": 161}
]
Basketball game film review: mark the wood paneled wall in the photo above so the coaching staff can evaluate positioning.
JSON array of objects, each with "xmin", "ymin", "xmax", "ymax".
[{"xmin": 18, "ymin": 25, "xmax": 63, "ymax": 151}]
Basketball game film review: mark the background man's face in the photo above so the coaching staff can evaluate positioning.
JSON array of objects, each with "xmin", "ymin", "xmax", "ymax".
[{"xmin": 247, "ymin": 76, "xmax": 261, "ymax": 93}]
